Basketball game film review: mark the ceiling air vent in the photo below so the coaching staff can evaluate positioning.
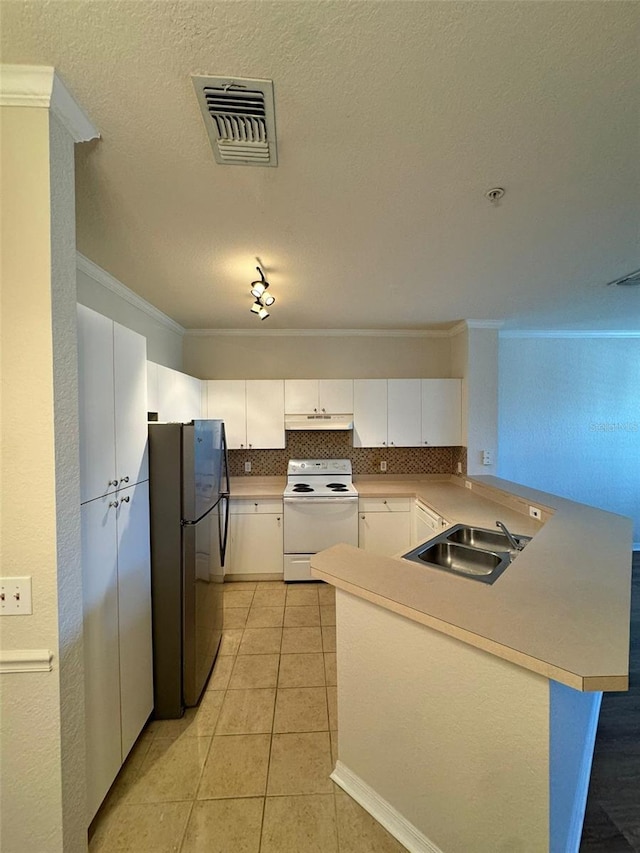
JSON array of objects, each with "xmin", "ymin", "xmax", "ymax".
[{"xmin": 192, "ymin": 75, "xmax": 277, "ymax": 167}]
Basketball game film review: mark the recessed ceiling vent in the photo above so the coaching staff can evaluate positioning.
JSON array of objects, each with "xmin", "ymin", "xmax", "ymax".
[
  {"xmin": 192, "ymin": 76, "xmax": 277, "ymax": 167},
  {"xmin": 606, "ymin": 268, "xmax": 640, "ymax": 287}
]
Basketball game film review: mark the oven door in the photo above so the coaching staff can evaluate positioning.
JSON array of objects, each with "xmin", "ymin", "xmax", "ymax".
[{"xmin": 283, "ymin": 496, "xmax": 359, "ymax": 554}]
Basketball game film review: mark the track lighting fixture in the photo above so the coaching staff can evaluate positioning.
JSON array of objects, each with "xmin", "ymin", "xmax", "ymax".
[{"xmin": 249, "ymin": 266, "xmax": 275, "ymax": 320}]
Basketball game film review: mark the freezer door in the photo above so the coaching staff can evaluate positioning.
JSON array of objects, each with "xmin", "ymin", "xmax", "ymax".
[
  {"xmin": 182, "ymin": 505, "xmax": 223, "ymax": 706},
  {"xmin": 184, "ymin": 420, "xmax": 228, "ymax": 523}
]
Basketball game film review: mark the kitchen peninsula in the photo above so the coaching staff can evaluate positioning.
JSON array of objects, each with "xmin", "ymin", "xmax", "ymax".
[{"xmin": 310, "ymin": 475, "xmax": 633, "ymax": 853}]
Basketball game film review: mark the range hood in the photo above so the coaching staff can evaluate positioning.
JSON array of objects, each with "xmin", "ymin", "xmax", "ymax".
[{"xmin": 285, "ymin": 414, "xmax": 353, "ymax": 431}]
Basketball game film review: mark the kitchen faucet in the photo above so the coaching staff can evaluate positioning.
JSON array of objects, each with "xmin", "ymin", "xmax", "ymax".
[{"xmin": 496, "ymin": 520, "xmax": 525, "ymax": 551}]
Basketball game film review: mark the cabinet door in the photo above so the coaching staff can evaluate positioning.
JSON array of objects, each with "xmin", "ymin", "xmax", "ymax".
[
  {"xmin": 156, "ymin": 364, "xmax": 179, "ymax": 422},
  {"xmin": 81, "ymin": 495, "xmax": 122, "ymax": 821},
  {"xmin": 285, "ymin": 379, "xmax": 318, "ymax": 413},
  {"xmin": 206, "ymin": 380, "xmax": 247, "ymax": 448},
  {"xmin": 319, "ymin": 379, "xmax": 353, "ymax": 414},
  {"xmin": 227, "ymin": 512, "xmax": 283, "ymax": 575},
  {"xmin": 146, "ymin": 361, "xmax": 159, "ymax": 415},
  {"xmin": 353, "ymin": 380, "xmax": 387, "ymax": 447},
  {"xmin": 114, "ymin": 322, "xmax": 149, "ymax": 486},
  {"xmin": 246, "ymin": 380, "xmax": 285, "ymax": 449},
  {"xmin": 116, "ymin": 481, "xmax": 153, "ymax": 760},
  {"xmin": 183, "ymin": 374, "xmax": 203, "ymax": 421},
  {"xmin": 387, "ymin": 379, "xmax": 422, "ymax": 447},
  {"xmin": 77, "ymin": 305, "xmax": 116, "ymax": 503},
  {"xmin": 359, "ymin": 510, "xmax": 412, "ymax": 557},
  {"xmin": 421, "ymin": 379, "xmax": 462, "ymax": 446}
]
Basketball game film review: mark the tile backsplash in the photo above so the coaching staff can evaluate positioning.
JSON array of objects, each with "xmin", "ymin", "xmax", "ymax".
[{"xmin": 228, "ymin": 430, "xmax": 465, "ymax": 477}]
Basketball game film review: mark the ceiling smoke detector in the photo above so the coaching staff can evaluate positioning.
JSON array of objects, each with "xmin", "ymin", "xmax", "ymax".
[{"xmin": 192, "ymin": 75, "xmax": 277, "ymax": 167}]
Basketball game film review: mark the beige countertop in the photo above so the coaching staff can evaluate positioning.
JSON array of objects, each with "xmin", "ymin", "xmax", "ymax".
[
  {"xmin": 311, "ymin": 474, "xmax": 633, "ymax": 692},
  {"xmin": 229, "ymin": 476, "xmax": 285, "ymax": 498}
]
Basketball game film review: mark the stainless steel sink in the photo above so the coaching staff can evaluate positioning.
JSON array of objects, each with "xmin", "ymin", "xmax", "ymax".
[
  {"xmin": 446, "ymin": 525, "xmax": 531, "ymax": 555},
  {"xmin": 402, "ymin": 523, "xmax": 531, "ymax": 584},
  {"xmin": 410, "ymin": 541, "xmax": 503, "ymax": 576}
]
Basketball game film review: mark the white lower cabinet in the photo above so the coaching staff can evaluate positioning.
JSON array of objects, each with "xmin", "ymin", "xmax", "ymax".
[
  {"xmin": 81, "ymin": 481, "xmax": 153, "ymax": 821},
  {"xmin": 358, "ymin": 497, "xmax": 412, "ymax": 557},
  {"xmin": 227, "ymin": 499, "xmax": 283, "ymax": 577}
]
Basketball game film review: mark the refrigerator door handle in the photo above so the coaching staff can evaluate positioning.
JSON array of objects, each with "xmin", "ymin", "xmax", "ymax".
[
  {"xmin": 219, "ymin": 493, "xmax": 230, "ymax": 567},
  {"xmin": 221, "ymin": 423, "xmax": 230, "ymax": 497}
]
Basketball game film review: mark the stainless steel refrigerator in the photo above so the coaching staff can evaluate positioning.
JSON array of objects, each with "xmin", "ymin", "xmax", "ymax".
[{"xmin": 148, "ymin": 419, "xmax": 229, "ymax": 719}]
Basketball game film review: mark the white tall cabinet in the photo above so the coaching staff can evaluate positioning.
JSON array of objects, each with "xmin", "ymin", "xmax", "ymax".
[{"xmin": 77, "ymin": 305, "xmax": 153, "ymax": 822}]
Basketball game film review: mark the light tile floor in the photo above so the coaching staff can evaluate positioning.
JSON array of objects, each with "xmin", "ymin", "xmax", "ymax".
[{"xmin": 89, "ymin": 580, "xmax": 408, "ymax": 853}]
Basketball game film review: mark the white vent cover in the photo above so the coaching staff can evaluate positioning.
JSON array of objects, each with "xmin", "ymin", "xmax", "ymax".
[{"xmin": 192, "ymin": 76, "xmax": 277, "ymax": 167}]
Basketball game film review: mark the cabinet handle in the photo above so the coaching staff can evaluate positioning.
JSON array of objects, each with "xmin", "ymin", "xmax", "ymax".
[
  {"xmin": 109, "ymin": 500, "xmax": 119, "ymax": 508},
  {"xmin": 119, "ymin": 476, "xmax": 130, "ymax": 484},
  {"xmin": 120, "ymin": 495, "xmax": 130, "ymax": 504},
  {"xmin": 108, "ymin": 479, "xmax": 118, "ymax": 487}
]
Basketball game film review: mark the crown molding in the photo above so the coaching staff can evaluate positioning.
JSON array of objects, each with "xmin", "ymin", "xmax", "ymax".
[
  {"xmin": 184, "ymin": 327, "xmax": 456, "ymax": 338},
  {"xmin": 76, "ymin": 253, "xmax": 185, "ymax": 335},
  {"xmin": 465, "ymin": 320, "xmax": 504, "ymax": 329},
  {"xmin": 500, "ymin": 329, "xmax": 640, "ymax": 339},
  {"xmin": 0, "ymin": 65, "xmax": 98, "ymax": 142}
]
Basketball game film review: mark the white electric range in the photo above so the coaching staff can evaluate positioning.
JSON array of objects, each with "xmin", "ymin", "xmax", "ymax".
[{"xmin": 283, "ymin": 459, "xmax": 359, "ymax": 582}]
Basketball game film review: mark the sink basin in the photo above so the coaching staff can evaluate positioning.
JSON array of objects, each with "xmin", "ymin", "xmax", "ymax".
[
  {"xmin": 446, "ymin": 525, "xmax": 531, "ymax": 554},
  {"xmin": 411, "ymin": 541, "xmax": 503, "ymax": 577},
  {"xmin": 401, "ymin": 522, "xmax": 531, "ymax": 584}
]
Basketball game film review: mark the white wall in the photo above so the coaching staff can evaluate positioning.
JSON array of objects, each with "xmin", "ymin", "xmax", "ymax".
[
  {"xmin": 76, "ymin": 258, "xmax": 183, "ymax": 369},
  {"xmin": 1, "ymin": 107, "xmax": 86, "ymax": 852},
  {"xmin": 183, "ymin": 331, "xmax": 454, "ymax": 379},
  {"xmin": 498, "ymin": 335, "xmax": 640, "ymax": 545}
]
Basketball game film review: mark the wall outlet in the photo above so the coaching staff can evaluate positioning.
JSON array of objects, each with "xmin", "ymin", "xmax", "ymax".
[
  {"xmin": 465, "ymin": 480, "xmax": 472, "ymax": 490},
  {"xmin": 380, "ymin": 461, "xmax": 387, "ymax": 472},
  {"xmin": 244, "ymin": 461, "xmax": 251, "ymax": 473},
  {"xmin": 0, "ymin": 577, "xmax": 33, "ymax": 615},
  {"xmin": 481, "ymin": 450, "xmax": 493, "ymax": 466},
  {"xmin": 529, "ymin": 505, "xmax": 542, "ymax": 520},
  {"xmin": 456, "ymin": 462, "xmax": 462, "ymax": 474}
]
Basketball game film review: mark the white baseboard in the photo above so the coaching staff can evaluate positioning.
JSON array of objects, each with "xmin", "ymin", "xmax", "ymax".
[{"xmin": 331, "ymin": 761, "xmax": 445, "ymax": 853}]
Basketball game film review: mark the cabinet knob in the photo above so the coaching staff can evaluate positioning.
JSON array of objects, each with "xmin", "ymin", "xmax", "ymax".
[
  {"xmin": 109, "ymin": 500, "xmax": 119, "ymax": 508},
  {"xmin": 314, "ymin": 408, "xmax": 318, "ymax": 413},
  {"xmin": 277, "ymin": 516, "xmax": 281, "ymax": 522},
  {"xmin": 240, "ymin": 444, "xmax": 244, "ymax": 448},
  {"xmin": 424, "ymin": 440, "xmax": 429, "ymax": 445},
  {"xmin": 254, "ymin": 502, "xmax": 258, "ymax": 507},
  {"xmin": 121, "ymin": 495, "xmax": 130, "ymax": 504},
  {"xmin": 249, "ymin": 443, "xmax": 252, "ymax": 449},
  {"xmin": 321, "ymin": 408, "xmax": 326, "ymax": 413},
  {"xmin": 361, "ymin": 514, "xmax": 365, "ymax": 520},
  {"xmin": 383, "ymin": 500, "xmax": 387, "ymax": 504},
  {"xmin": 119, "ymin": 476, "xmax": 130, "ymax": 484},
  {"xmin": 382, "ymin": 441, "xmax": 386, "ymax": 446},
  {"xmin": 108, "ymin": 479, "xmax": 118, "ymax": 487},
  {"xmin": 390, "ymin": 441, "xmax": 395, "ymax": 446}
]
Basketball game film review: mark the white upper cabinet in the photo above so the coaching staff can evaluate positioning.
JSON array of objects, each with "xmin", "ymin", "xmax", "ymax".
[
  {"xmin": 155, "ymin": 364, "xmax": 202, "ymax": 423},
  {"xmin": 421, "ymin": 379, "xmax": 462, "ymax": 446},
  {"xmin": 353, "ymin": 380, "xmax": 388, "ymax": 447},
  {"xmin": 387, "ymin": 379, "xmax": 422, "ymax": 447},
  {"xmin": 285, "ymin": 379, "xmax": 353, "ymax": 414},
  {"xmin": 206, "ymin": 380, "xmax": 284, "ymax": 449},
  {"xmin": 114, "ymin": 323, "xmax": 149, "ymax": 487},
  {"xmin": 78, "ymin": 305, "xmax": 148, "ymax": 503},
  {"xmin": 246, "ymin": 380, "xmax": 285, "ymax": 449},
  {"xmin": 206, "ymin": 380, "xmax": 247, "ymax": 448}
]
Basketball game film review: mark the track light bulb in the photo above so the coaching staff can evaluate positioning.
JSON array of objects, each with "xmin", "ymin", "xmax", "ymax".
[
  {"xmin": 251, "ymin": 282, "xmax": 266, "ymax": 299},
  {"xmin": 263, "ymin": 294, "xmax": 275, "ymax": 307},
  {"xmin": 258, "ymin": 306, "xmax": 270, "ymax": 320},
  {"xmin": 250, "ymin": 301, "xmax": 262, "ymax": 314}
]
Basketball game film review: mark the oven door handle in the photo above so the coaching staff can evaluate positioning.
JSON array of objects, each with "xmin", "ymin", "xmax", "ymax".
[{"xmin": 284, "ymin": 496, "xmax": 358, "ymax": 505}]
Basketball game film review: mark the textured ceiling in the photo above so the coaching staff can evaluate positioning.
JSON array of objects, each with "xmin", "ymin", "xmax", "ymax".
[{"xmin": 2, "ymin": 0, "xmax": 639, "ymax": 330}]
